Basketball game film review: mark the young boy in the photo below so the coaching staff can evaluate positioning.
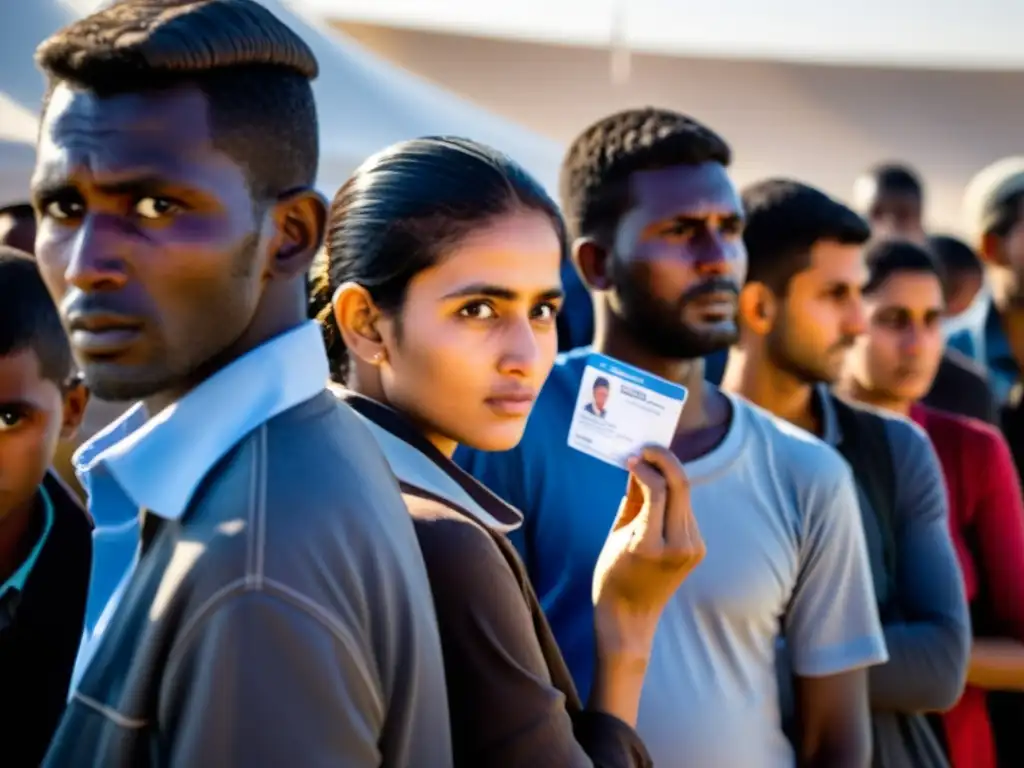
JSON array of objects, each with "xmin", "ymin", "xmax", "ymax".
[{"xmin": 0, "ymin": 246, "xmax": 91, "ymax": 766}]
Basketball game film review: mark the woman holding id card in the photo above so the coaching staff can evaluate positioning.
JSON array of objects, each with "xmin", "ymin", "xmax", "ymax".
[{"xmin": 310, "ymin": 137, "xmax": 705, "ymax": 768}]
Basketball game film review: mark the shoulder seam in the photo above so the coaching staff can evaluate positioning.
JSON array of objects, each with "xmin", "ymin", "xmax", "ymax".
[{"xmin": 163, "ymin": 577, "xmax": 385, "ymax": 721}]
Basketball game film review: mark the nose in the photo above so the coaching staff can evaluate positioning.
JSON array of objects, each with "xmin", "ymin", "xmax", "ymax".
[
  {"xmin": 902, "ymin": 326, "xmax": 925, "ymax": 356},
  {"xmin": 693, "ymin": 240, "xmax": 731, "ymax": 278},
  {"xmin": 65, "ymin": 215, "xmax": 129, "ymax": 293},
  {"xmin": 496, "ymin": 316, "xmax": 542, "ymax": 379},
  {"xmin": 844, "ymin": 297, "xmax": 867, "ymax": 337}
]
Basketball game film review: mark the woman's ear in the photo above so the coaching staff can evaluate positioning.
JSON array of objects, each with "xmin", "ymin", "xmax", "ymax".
[
  {"xmin": 332, "ymin": 282, "xmax": 388, "ymax": 366},
  {"xmin": 737, "ymin": 282, "xmax": 777, "ymax": 336}
]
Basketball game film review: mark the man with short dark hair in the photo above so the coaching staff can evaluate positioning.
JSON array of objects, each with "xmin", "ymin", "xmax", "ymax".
[
  {"xmin": 0, "ymin": 247, "xmax": 91, "ymax": 767},
  {"xmin": 724, "ymin": 178, "xmax": 970, "ymax": 768},
  {"xmin": 853, "ymin": 163, "xmax": 927, "ymax": 244},
  {"xmin": 460, "ymin": 108, "xmax": 886, "ymax": 767},
  {"xmin": 916, "ymin": 233, "xmax": 999, "ymax": 423},
  {"xmin": 930, "ymin": 235, "xmax": 985, "ymax": 320},
  {"xmin": 32, "ymin": 1, "xmax": 450, "ymax": 765},
  {"xmin": 0, "ymin": 203, "xmax": 35, "ymax": 255}
]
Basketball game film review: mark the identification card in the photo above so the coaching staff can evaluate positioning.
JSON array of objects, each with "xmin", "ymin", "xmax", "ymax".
[{"xmin": 566, "ymin": 352, "xmax": 688, "ymax": 469}]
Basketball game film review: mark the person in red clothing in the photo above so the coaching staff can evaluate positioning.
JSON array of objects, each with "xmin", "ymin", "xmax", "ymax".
[{"xmin": 839, "ymin": 238, "xmax": 1024, "ymax": 768}]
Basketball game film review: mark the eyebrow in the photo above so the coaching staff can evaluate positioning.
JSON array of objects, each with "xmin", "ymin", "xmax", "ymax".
[
  {"xmin": 441, "ymin": 283, "xmax": 564, "ymax": 302},
  {"xmin": 33, "ymin": 173, "xmax": 182, "ymax": 203},
  {"xmin": 647, "ymin": 212, "xmax": 745, "ymax": 232}
]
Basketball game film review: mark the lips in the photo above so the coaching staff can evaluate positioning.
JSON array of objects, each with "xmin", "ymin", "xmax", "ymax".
[
  {"xmin": 687, "ymin": 292, "xmax": 736, "ymax": 322},
  {"xmin": 484, "ymin": 390, "xmax": 537, "ymax": 417},
  {"xmin": 67, "ymin": 314, "xmax": 144, "ymax": 356},
  {"xmin": 690, "ymin": 291, "xmax": 736, "ymax": 305}
]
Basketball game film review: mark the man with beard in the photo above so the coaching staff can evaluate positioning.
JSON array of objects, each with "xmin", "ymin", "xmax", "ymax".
[
  {"xmin": 32, "ymin": 1, "xmax": 450, "ymax": 765},
  {"xmin": 458, "ymin": 108, "xmax": 886, "ymax": 767},
  {"xmin": 723, "ymin": 178, "xmax": 969, "ymax": 767}
]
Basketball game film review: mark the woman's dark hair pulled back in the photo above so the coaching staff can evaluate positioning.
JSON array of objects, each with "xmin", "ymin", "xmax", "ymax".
[{"xmin": 310, "ymin": 136, "xmax": 567, "ymax": 382}]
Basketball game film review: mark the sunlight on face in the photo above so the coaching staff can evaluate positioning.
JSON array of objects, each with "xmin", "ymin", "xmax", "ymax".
[
  {"xmin": 771, "ymin": 240, "xmax": 867, "ymax": 384},
  {"xmin": 848, "ymin": 271, "xmax": 945, "ymax": 404},
  {"xmin": 378, "ymin": 208, "xmax": 564, "ymax": 452}
]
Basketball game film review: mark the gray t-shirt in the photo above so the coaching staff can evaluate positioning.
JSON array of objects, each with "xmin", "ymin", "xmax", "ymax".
[
  {"xmin": 634, "ymin": 396, "xmax": 888, "ymax": 767},
  {"xmin": 459, "ymin": 361, "xmax": 888, "ymax": 768}
]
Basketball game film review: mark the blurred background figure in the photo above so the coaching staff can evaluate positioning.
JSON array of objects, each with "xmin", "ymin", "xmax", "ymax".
[
  {"xmin": 853, "ymin": 163, "xmax": 927, "ymax": 244},
  {"xmin": 847, "ymin": 163, "xmax": 998, "ymax": 423},
  {"xmin": 930, "ymin": 234, "xmax": 986, "ymax": 323}
]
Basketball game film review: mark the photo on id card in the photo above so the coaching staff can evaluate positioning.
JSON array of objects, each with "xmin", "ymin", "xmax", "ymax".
[{"xmin": 566, "ymin": 352, "xmax": 688, "ymax": 469}]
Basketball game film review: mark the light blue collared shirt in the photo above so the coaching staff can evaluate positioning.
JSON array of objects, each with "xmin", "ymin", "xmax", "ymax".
[
  {"xmin": 947, "ymin": 298, "xmax": 1019, "ymax": 406},
  {"xmin": 69, "ymin": 321, "xmax": 330, "ymax": 692}
]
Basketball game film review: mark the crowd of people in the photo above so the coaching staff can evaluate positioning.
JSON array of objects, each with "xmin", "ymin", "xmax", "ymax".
[{"xmin": 2, "ymin": 0, "xmax": 1024, "ymax": 766}]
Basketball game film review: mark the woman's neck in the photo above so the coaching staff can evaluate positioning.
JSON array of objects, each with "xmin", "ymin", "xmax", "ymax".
[{"xmin": 345, "ymin": 374, "xmax": 459, "ymax": 458}]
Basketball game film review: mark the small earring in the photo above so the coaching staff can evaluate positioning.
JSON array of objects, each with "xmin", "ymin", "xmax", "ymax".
[{"xmin": 371, "ymin": 351, "xmax": 384, "ymax": 364}]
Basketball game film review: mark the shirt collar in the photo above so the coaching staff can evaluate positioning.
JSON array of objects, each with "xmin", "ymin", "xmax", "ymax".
[
  {"xmin": 73, "ymin": 321, "xmax": 329, "ymax": 521},
  {"xmin": 338, "ymin": 390, "xmax": 522, "ymax": 534},
  {"xmin": 0, "ymin": 485, "xmax": 55, "ymax": 598}
]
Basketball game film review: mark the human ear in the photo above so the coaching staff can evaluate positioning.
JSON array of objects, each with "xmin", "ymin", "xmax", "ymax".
[
  {"xmin": 978, "ymin": 232, "xmax": 1009, "ymax": 268},
  {"xmin": 58, "ymin": 379, "xmax": 89, "ymax": 441},
  {"xmin": 332, "ymin": 282, "xmax": 389, "ymax": 366},
  {"xmin": 737, "ymin": 282, "xmax": 777, "ymax": 336},
  {"xmin": 268, "ymin": 189, "xmax": 329, "ymax": 278},
  {"xmin": 573, "ymin": 237, "xmax": 613, "ymax": 291}
]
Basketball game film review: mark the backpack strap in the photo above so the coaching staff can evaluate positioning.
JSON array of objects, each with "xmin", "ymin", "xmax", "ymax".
[{"xmin": 829, "ymin": 396, "xmax": 899, "ymax": 615}]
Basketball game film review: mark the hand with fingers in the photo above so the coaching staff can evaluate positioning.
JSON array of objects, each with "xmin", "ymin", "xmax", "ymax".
[{"xmin": 586, "ymin": 444, "xmax": 706, "ymax": 726}]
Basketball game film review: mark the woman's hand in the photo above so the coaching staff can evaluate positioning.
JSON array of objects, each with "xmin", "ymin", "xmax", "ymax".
[
  {"xmin": 587, "ymin": 445, "xmax": 705, "ymax": 725},
  {"xmin": 592, "ymin": 445, "xmax": 705, "ymax": 650}
]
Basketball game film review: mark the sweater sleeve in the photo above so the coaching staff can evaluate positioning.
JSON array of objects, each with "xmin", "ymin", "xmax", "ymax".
[
  {"xmin": 868, "ymin": 418, "xmax": 971, "ymax": 713},
  {"xmin": 969, "ymin": 424, "xmax": 1024, "ymax": 642}
]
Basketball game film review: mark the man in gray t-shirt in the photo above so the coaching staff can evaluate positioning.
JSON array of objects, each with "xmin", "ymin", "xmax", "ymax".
[
  {"xmin": 460, "ymin": 108, "xmax": 887, "ymax": 767},
  {"xmin": 725, "ymin": 178, "xmax": 970, "ymax": 767}
]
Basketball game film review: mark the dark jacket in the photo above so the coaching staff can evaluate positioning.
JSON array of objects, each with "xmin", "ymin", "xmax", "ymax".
[
  {"xmin": 344, "ymin": 393, "xmax": 653, "ymax": 768},
  {"xmin": 43, "ymin": 393, "xmax": 452, "ymax": 767},
  {"xmin": 0, "ymin": 471, "xmax": 91, "ymax": 768},
  {"xmin": 923, "ymin": 349, "xmax": 999, "ymax": 425}
]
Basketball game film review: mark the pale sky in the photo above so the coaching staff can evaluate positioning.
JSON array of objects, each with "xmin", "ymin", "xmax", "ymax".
[{"xmin": 301, "ymin": 0, "xmax": 1023, "ymax": 70}]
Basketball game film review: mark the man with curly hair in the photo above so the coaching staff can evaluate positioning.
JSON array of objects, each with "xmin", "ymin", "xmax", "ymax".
[{"xmin": 459, "ymin": 108, "xmax": 887, "ymax": 767}]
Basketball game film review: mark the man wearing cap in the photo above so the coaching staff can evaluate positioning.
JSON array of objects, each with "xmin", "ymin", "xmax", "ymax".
[
  {"xmin": 948, "ymin": 157, "xmax": 1024, "ymax": 407},
  {"xmin": 947, "ymin": 156, "xmax": 1024, "ymax": 768}
]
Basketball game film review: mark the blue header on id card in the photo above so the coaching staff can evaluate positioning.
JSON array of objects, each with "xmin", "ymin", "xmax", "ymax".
[{"xmin": 586, "ymin": 353, "xmax": 688, "ymax": 401}]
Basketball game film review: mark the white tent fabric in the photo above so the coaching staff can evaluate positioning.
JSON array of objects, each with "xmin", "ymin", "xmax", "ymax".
[
  {"xmin": 279, "ymin": 0, "xmax": 563, "ymax": 196},
  {"xmin": 7, "ymin": 0, "xmax": 562, "ymax": 202},
  {"xmin": 0, "ymin": 1, "xmax": 75, "ymax": 205}
]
